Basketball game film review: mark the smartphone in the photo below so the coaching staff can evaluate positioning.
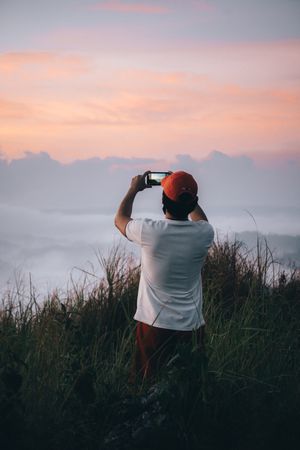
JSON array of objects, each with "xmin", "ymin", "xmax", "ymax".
[{"xmin": 146, "ymin": 171, "xmax": 171, "ymax": 186}]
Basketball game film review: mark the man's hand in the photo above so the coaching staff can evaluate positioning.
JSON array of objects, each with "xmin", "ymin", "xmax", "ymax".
[
  {"xmin": 189, "ymin": 203, "xmax": 208, "ymax": 222},
  {"xmin": 115, "ymin": 170, "xmax": 152, "ymax": 237},
  {"xmin": 129, "ymin": 171, "xmax": 152, "ymax": 194}
]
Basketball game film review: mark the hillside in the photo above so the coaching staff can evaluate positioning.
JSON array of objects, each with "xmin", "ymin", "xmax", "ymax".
[{"xmin": 0, "ymin": 239, "xmax": 299, "ymax": 450}]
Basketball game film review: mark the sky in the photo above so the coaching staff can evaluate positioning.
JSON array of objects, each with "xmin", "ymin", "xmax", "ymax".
[{"xmin": 1, "ymin": 0, "xmax": 300, "ymax": 162}]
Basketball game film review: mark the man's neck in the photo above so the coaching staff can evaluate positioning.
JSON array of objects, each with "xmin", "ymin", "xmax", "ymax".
[{"xmin": 165, "ymin": 212, "xmax": 189, "ymax": 221}]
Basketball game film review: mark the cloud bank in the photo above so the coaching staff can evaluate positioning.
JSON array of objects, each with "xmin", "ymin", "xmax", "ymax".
[{"xmin": 0, "ymin": 151, "xmax": 299, "ymax": 212}]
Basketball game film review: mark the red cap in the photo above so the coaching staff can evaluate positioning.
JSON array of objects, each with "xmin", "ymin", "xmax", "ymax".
[{"xmin": 161, "ymin": 171, "xmax": 198, "ymax": 203}]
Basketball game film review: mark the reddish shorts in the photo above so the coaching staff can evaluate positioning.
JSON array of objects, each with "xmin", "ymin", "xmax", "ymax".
[{"xmin": 131, "ymin": 321, "xmax": 205, "ymax": 382}]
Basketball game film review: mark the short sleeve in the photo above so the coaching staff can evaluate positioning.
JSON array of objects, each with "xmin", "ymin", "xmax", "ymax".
[
  {"xmin": 195, "ymin": 221, "xmax": 215, "ymax": 246},
  {"xmin": 205, "ymin": 222, "xmax": 215, "ymax": 246},
  {"xmin": 125, "ymin": 218, "xmax": 144, "ymax": 245}
]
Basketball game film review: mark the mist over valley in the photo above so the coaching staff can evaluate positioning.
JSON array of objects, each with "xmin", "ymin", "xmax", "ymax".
[{"xmin": 1, "ymin": 151, "xmax": 299, "ymax": 293}]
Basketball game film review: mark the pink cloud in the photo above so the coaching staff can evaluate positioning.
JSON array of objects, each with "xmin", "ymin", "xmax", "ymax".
[
  {"xmin": 0, "ymin": 98, "xmax": 34, "ymax": 119},
  {"xmin": 0, "ymin": 52, "xmax": 55, "ymax": 70},
  {"xmin": 89, "ymin": 1, "xmax": 169, "ymax": 14},
  {"xmin": 0, "ymin": 52, "xmax": 89, "ymax": 79},
  {"xmin": 4, "ymin": 78, "xmax": 298, "ymax": 130},
  {"xmin": 191, "ymin": 0, "xmax": 216, "ymax": 13},
  {"xmin": 1, "ymin": 40, "xmax": 299, "ymax": 162}
]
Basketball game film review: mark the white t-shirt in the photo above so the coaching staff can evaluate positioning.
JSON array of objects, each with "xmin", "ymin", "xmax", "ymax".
[{"xmin": 125, "ymin": 218, "xmax": 214, "ymax": 331}]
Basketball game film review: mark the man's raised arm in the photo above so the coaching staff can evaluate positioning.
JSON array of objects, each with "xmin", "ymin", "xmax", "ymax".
[{"xmin": 114, "ymin": 171, "xmax": 151, "ymax": 236}]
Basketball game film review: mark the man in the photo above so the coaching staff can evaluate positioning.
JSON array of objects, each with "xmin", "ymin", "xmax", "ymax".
[{"xmin": 114, "ymin": 170, "xmax": 214, "ymax": 381}]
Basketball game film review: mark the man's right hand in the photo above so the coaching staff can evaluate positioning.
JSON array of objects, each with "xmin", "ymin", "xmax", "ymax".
[
  {"xmin": 190, "ymin": 204, "xmax": 208, "ymax": 222},
  {"xmin": 129, "ymin": 171, "xmax": 152, "ymax": 194}
]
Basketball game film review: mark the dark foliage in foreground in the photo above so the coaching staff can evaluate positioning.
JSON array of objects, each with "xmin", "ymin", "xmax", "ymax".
[{"xmin": 0, "ymin": 240, "xmax": 299, "ymax": 450}]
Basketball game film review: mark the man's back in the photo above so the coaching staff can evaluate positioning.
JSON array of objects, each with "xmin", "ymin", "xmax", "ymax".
[{"xmin": 126, "ymin": 218, "xmax": 214, "ymax": 331}]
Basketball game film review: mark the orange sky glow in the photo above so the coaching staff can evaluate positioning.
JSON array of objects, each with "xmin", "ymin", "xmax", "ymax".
[{"xmin": 1, "ymin": 1, "xmax": 300, "ymax": 163}]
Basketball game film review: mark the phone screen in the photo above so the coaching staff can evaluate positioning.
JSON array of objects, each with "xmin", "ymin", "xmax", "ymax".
[{"xmin": 147, "ymin": 172, "xmax": 170, "ymax": 186}]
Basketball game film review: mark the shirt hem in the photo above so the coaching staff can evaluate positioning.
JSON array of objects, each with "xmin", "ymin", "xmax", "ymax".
[{"xmin": 133, "ymin": 317, "xmax": 205, "ymax": 331}]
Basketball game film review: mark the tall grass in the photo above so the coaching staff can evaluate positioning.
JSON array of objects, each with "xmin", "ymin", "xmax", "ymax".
[{"xmin": 0, "ymin": 239, "xmax": 299, "ymax": 450}]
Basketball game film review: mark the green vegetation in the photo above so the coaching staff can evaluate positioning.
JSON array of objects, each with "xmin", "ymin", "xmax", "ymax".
[{"xmin": 0, "ymin": 240, "xmax": 299, "ymax": 450}]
